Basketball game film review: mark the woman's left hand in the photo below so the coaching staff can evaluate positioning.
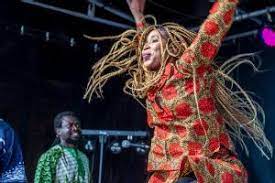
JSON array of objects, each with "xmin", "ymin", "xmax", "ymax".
[{"xmin": 126, "ymin": 0, "xmax": 146, "ymax": 23}]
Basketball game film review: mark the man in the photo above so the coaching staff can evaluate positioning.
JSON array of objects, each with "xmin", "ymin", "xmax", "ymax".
[
  {"xmin": 34, "ymin": 111, "xmax": 91, "ymax": 183},
  {"xmin": 0, "ymin": 118, "xmax": 27, "ymax": 182}
]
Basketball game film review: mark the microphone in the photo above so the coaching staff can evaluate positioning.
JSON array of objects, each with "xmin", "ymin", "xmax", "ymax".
[
  {"xmin": 121, "ymin": 140, "xmax": 150, "ymax": 149},
  {"xmin": 85, "ymin": 140, "xmax": 94, "ymax": 152}
]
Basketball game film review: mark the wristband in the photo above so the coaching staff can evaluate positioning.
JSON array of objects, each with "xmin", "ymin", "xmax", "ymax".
[{"xmin": 136, "ymin": 21, "xmax": 144, "ymax": 28}]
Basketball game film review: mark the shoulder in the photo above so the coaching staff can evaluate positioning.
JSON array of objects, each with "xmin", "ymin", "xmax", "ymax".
[
  {"xmin": 43, "ymin": 145, "xmax": 63, "ymax": 155},
  {"xmin": 38, "ymin": 145, "xmax": 63, "ymax": 162},
  {"xmin": 77, "ymin": 150, "xmax": 89, "ymax": 161}
]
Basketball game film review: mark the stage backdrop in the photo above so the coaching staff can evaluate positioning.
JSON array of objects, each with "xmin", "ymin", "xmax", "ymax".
[{"xmin": 0, "ymin": 12, "xmax": 275, "ymax": 183}]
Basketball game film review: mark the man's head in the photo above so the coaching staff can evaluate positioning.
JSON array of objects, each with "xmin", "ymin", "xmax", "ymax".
[{"xmin": 54, "ymin": 111, "xmax": 81, "ymax": 147}]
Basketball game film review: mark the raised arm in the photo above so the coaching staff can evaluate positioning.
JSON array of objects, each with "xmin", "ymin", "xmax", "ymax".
[
  {"xmin": 180, "ymin": 0, "xmax": 239, "ymax": 67},
  {"xmin": 127, "ymin": 0, "xmax": 146, "ymax": 31}
]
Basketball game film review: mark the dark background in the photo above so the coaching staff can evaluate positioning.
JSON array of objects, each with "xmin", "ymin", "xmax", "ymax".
[{"xmin": 0, "ymin": 0, "xmax": 275, "ymax": 182}]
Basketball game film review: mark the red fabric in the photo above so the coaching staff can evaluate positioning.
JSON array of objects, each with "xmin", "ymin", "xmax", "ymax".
[
  {"xmin": 209, "ymin": 137, "xmax": 220, "ymax": 152},
  {"xmin": 204, "ymin": 20, "xmax": 220, "ymax": 35},
  {"xmin": 201, "ymin": 42, "xmax": 218, "ymax": 60},
  {"xmin": 206, "ymin": 161, "xmax": 216, "ymax": 176},
  {"xmin": 135, "ymin": 21, "xmax": 144, "ymax": 28},
  {"xmin": 156, "ymin": 106, "xmax": 174, "ymax": 122},
  {"xmin": 223, "ymin": 9, "xmax": 234, "ymax": 25},
  {"xmin": 198, "ymin": 97, "xmax": 216, "ymax": 114},
  {"xmin": 168, "ymin": 143, "xmax": 185, "ymax": 158},
  {"xmin": 209, "ymin": 2, "xmax": 220, "ymax": 14},
  {"xmin": 147, "ymin": 110, "xmax": 154, "ymax": 127},
  {"xmin": 230, "ymin": 164, "xmax": 243, "ymax": 176},
  {"xmin": 155, "ymin": 125, "xmax": 170, "ymax": 140},
  {"xmin": 220, "ymin": 133, "xmax": 230, "ymax": 148},
  {"xmin": 210, "ymin": 79, "xmax": 216, "ymax": 96},
  {"xmin": 188, "ymin": 142, "xmax": 203, "ymax": 156},
  {"xmin": 196, "ymin": 64, "xmax": 212, "ymax": 77},
  {"xmin": 161, "ymin": 83, "xmax": 177, "ymax": 100},
  {"xmin": 222, "ymin": 172, "xmax": 234, "ymax": 183},
  {"xmin": 181, "ymin": 50, "xmax": 195, "ymax": 64},
  {"xmin": 184, "ymin": 79, "xmax": 200, "ymax": 95},
  {"xmin": 175, "ymin": 102, "xmax": 193, "ymax": 119},
  {"xmin": 193, "ymin": 119, "xmax": 209, "ymax": 136},
  {"xmin": 149, "ymin": 173, "xmax": 166, "ymax": 183},
  {"xmin": 152, "ymin": 144, "xmax": 165, "ymax": 158},
  {"xmin": 175, "ymin": 125, "xmax": 187, "ymax": 137},
  {"xmin": 196, "ymin": 173, "xmax": 205, "ymax": 183},
  {"xmin": 216, "ymin": 114, "xmax": 224, "ymax": 126},
  {"xmin": 174, "ymin": 66, "xmax": 190, "ymax": 79}
]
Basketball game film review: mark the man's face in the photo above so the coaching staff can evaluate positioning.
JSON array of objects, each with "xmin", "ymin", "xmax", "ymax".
[{"xmin": 56, "ymin": 116, "xmax": 81, "ymax": 145}]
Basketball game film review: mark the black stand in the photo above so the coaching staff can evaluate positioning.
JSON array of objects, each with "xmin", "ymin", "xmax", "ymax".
[{"xmin": 81, "ymin": 129, "xmax": 149, "ymax": 183}]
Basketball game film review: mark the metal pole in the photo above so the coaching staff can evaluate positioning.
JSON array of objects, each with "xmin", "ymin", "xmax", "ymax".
[
  {"xmin": 87, "ymin": 0, "xmax": 135, "ymax": 23},
  {"xmin": 234, "ymin": 6, "xmax": 275, "ymax": 22},
  {"xmin": 224, "ymin": 29, "xmax": 258, "ymax": 42},
  {"xmin": 98, "ymin": 135, "xmax": 106, "ymax": 183},
  {"xmin": 21, "ymin": 0, "xmax": 132, "ymax": 29},
  {"xmin": 191, "ymin": 6, "xmax": 275, "ymax": 32}
]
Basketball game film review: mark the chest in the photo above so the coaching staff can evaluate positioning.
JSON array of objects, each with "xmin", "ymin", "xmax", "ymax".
[
  {"xmin": 55, "ymin": 152, "xmax": 88, "ymax": 183},
  {"xmin": 146, "ymin": 65, "xmax": 216, "ymax": 122}
]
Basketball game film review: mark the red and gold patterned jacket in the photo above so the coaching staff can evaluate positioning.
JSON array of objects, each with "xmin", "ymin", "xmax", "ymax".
[{"xmin": 146, "ymin": 0, "xmax": 242, "ymax": 176}]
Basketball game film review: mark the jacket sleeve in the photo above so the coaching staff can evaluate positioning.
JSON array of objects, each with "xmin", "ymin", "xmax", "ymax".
[{"xmin": 177, "ymin": 0, "xmax": 239, "ymax": 69}]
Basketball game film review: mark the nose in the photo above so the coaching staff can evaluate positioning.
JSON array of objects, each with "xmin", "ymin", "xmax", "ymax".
[
  {"xmin": 72, "ymin": 124, "xmax": 80, "ymax": 131},
  {"xmin": 143, "ymin": 43, "xmax": 150, "ymax": 51}
]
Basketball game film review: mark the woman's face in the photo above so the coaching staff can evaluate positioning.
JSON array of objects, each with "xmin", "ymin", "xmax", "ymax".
[{"xmin": 141, "ymin": 29, "xmax": 164, "ymax": 71}]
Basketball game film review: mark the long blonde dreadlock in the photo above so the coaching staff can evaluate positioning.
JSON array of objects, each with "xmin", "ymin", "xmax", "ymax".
[
  {"xmin": 84, "ymin": 19, "xmax": 272, "ymax": 159},
  {"xmin": 215, "ymin": 54, "xmax": 272, "ymax": 159},
  {"xmin": 83, "ymin": 17, "xmax": 196, "ymax": 101}
]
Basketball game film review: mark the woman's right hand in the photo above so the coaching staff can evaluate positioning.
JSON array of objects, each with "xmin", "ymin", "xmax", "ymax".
[{"xmin": 126, "ymin": 0, "xmax": 146, "ymax": 23}]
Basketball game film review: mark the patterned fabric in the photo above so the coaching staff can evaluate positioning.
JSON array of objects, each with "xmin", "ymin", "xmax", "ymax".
[
  {"xmin": 146, "ymin": 0, "xmax": 248, "ymax": 182},
  {"xmin": 34, "ymin": 145, "xmax": 90, "ymax": 183},
  {"xmin": 147, "ymin": 147, "xmax": 247, "ymax": 183},
  {"xmin": 0, "ymin": 119, "xmax": 27, "ymax": 183}
]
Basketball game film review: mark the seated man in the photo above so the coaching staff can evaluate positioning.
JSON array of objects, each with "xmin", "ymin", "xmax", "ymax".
[
  {"xmin": 34, "ymin": 111, "xmax": 91, "ymax": 183},
  {"xmin": 0, "ymin": 118, "xmax": 27, "ymax": 182}
]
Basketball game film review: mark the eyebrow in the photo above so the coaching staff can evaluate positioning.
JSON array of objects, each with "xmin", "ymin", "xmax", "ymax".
[
  {"xmin": 150, "ymin": 35, "xmax": 159, "ymax": 39},
  {"xmin": 147, "ymin": 35, "xmax": 160, "ymax": 42},
  {"xmin": 62, "ymin": 119, "xmax": 80, "ymax": 124}
]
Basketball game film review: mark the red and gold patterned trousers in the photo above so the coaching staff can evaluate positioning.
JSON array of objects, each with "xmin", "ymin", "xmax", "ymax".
[{"xmin": 148, "ymin": 147, "xmax": 248, "ymax": 183}]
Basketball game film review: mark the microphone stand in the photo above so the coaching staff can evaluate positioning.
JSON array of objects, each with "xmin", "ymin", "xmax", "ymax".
[
  {"xmin": 81, "ymin": 129, "xmax": 149, "ymax": 183},
  {"xmin": 98, "ymin": 135, "xmax": 107, "ymax": 183}
]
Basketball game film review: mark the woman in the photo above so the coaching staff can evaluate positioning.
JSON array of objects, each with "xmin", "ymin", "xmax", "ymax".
[{"xmin": 84, "ymin": 0, "xmax": 272, "ymax": 182}]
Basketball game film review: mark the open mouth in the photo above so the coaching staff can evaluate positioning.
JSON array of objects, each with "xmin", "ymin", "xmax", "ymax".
[
  {"xmin": 142, "ymin": 53, "xmax": 151, "ymax": 61},
  {"xmin": 72, "ymin": 132, "xmax": 80, "ymax": 137}
]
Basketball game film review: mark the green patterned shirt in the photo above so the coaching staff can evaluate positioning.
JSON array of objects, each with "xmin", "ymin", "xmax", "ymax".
[{"xmin": 34, "ymin": 145, "xmax": 91, "ymax": 183}]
